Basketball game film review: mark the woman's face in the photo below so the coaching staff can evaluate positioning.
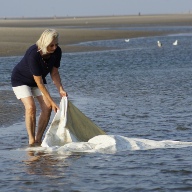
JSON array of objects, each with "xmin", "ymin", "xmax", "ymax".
[{"xmin": 47, "ymin": 38, "xmax": 58, "ymax": 54}]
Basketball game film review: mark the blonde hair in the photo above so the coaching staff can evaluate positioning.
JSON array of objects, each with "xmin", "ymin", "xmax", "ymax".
[{"xmin": 36, "ymin": 29, "xmax": 59, "ymax": 55}]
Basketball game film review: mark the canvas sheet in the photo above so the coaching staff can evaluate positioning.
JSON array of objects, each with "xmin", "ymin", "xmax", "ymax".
[{"xmin": 41, "ymin": 97, "xmax": 105, "ymax": 147}]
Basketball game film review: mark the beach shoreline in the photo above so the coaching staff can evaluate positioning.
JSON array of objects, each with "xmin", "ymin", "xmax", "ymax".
[
  {"xmin": 0, "ymin": 14, "xmax": 192, "ymax": 57},
  {"xmin": 1, "ymin": 14, "xmax": 192, "ymax": 127}
]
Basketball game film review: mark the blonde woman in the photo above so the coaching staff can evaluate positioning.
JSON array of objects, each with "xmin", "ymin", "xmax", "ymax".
[{"xmin": 11, "ymin": 29, "xmax": 67, "ymax": 146}]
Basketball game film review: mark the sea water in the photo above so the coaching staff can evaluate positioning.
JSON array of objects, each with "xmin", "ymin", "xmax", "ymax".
[{"xmin": 1, "ymin": 29, "xmax": 192, "ymax": 191}]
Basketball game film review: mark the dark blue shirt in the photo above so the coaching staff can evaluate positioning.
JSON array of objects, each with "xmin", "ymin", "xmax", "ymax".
[{"xmin": 11, "ymin": 44, "xmax": 62, "ymax": 87}]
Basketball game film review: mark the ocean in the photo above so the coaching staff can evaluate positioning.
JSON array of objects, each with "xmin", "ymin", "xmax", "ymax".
[{"xmin": 1, "ymin": 27, "xmax": 192, "ymax": 191}]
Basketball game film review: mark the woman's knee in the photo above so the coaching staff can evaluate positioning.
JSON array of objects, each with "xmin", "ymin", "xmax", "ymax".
[
  {"xmin": 25, "ymin": 104, "xmax": 36, "ymax": 116},
  {"xmin": 37, "ymin": 95, "xmax": 52, "ymax": 113},
  {"xmin": 42, "ymin": 104, "xmax": 52, "ymax": 114},
  {"xmin": 21, "ymin": 97, "xmax": 36, "ymax": 116}
]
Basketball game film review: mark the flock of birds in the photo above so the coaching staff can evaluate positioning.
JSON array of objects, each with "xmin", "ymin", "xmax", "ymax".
[
  {"xmin": 124, "ymin": 39, "xmax": 178, "ymax": 47},
  {"xmin": 157, "ymin": 40, "xmax": 178, "ymax": 47}
]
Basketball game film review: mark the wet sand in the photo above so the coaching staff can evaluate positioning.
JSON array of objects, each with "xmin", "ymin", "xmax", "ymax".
[
  {"xmin": 1, "ymin": 14, "xmax": 192, "ymax": 127},
  {"xmin": 0, "ymin": 14, "xmax": 192, "ymax": 56}
]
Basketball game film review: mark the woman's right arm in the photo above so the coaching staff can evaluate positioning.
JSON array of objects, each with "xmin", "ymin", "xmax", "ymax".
[{"xmin": 33, "ymin": 75, "xmax": 59, "ymax": 112}]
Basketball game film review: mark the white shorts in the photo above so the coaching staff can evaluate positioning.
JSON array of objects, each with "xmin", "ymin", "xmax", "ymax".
[{"xmin": 12, "ymin": 85, "xmax": 42, "ymax": 99}]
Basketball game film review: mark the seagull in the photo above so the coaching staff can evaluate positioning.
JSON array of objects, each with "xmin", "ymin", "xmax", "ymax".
[
  {"xmin": 157, "ymin": 41, "xmax": 162, "ymax": 47},
  {"xmin": 173, "ymin": 40, "xmax": 178, "ymax": 45},
  {"xmin": 125, "ymin": 39, "xmax": 130, "ymax": 42}
]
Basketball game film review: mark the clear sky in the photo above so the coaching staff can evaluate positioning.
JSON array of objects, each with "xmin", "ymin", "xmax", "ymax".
[{"xmin": 0, "ymin": 0, "xmax": 192, "ymax": 18}]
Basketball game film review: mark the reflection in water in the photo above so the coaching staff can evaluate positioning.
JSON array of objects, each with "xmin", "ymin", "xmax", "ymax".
[{"xmin": 23, "ymin": 150, "xmax": 81, "ymax": 177}]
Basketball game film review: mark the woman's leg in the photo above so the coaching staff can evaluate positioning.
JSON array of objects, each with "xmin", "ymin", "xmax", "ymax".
[
  {"xmin": 35, "ymin": 95, "xmax": 52, "ymax": 144},
  {"xmin": 20, "ymin": 96, "xmax": 36, "ymax": 145}
]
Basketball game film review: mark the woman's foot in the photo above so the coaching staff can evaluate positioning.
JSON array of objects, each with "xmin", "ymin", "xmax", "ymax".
[{"xmin": 28, "ymin": 142, "xmax": 41, "ymax": 147}]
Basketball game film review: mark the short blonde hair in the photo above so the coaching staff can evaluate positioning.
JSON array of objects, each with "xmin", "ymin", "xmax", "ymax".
[{"xmin": 36, "ymin": 29, "xmax": 59, "ymax": 55}]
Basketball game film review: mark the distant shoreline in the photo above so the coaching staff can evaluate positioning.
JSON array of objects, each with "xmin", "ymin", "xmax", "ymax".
[
  {"xmin": 0, "ymin": 14, "xmax": 192, "ymax": 56},
  {"xmin": 0, "ymin": 13, "xmax": 191, "ymax": 20}
]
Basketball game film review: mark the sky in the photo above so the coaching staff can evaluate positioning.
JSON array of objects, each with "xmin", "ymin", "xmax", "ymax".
[{"xmin": 0, "ymin": 0, "xmax": 192, "ymax": 18}]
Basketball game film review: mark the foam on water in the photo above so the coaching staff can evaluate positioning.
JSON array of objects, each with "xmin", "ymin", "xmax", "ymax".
[{"xmin": 24, "ymin": 134, "xmax": 192, "ymax": 154}]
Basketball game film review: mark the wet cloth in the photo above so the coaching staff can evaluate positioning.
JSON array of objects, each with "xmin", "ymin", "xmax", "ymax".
[{"xmin": 41, "ymin": 97, "xmax": 106, "ymax": 147}]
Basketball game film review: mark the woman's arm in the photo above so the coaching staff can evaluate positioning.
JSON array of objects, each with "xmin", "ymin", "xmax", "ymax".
[
  {"xmin": 33, "ymin": 75, "xmax": 59, "ymax": 112},
  {"xmin": 50, "ymin": 67, "xmax": 68, "ymax": 97}
]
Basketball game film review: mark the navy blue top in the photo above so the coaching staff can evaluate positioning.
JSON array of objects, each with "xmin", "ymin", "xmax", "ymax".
[{"xmin": 11, "ymin": 44, "xmax": 62, "ymax": 87}]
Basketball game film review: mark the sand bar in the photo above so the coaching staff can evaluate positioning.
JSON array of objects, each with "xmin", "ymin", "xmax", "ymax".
[{"xmin": 0, "ymin": 14, "xmax": 192, "ymax": 56}]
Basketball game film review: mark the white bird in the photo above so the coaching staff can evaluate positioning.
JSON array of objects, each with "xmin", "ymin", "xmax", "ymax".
[
  {"xmin": 157, "ymin": 41, "xmax": 162, "ymax": 47},
  {"xmin": 125, "ymin": 39, "xmax": 130, "ymax": 42},
  {"xmin": 173, "ymin": 40, "xmax": 178, "ymax": 45}
]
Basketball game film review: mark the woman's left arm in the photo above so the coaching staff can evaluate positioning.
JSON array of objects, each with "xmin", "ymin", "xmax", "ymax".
[{"xmin": 50, "ymin": 67, "xmax": 68, "ymax": 97}]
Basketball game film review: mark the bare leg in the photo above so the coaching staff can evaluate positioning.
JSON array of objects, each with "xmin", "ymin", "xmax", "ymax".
[
  {"xmin": 20, "ymin": 97, "xmax": 36, "ymax": 145},
  {"xmin": 35, "ymin": 95, "xmax": 52, "ymax": 144}
]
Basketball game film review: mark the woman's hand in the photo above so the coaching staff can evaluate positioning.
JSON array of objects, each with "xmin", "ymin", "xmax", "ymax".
[
  {"xmin": 60, "ymin": 90, "xmax": 68, "ymax": 97},
  {"xmin": 51, "ymin": 101, "xmax": 60, "ymax": 113}
]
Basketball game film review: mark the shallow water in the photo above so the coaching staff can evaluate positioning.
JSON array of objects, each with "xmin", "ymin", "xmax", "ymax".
[{"xmin": 1, "ymin": 28, "xmax": 192, "ymax": 191}]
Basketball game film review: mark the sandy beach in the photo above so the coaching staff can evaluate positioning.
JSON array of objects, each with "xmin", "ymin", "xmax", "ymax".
[
  {"xmin": 1, "ymin": 14, "xmax": 192, "ymax": 127},
  {"xmin": 0, "ymin": 14, "xmax": 192, "ymax": 56}
]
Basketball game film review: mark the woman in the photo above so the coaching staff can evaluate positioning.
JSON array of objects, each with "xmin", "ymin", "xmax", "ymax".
[{"xmin": 11, "ymin": 29, "xmax": 67, "ymax": 146}]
